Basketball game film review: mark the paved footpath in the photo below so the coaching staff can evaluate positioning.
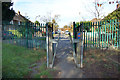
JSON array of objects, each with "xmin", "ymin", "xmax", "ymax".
[{"xmin": 53, "ymin": 34, "xmax": 85, "ymax": 78}]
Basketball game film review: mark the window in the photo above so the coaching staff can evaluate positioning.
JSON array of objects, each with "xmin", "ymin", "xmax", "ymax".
[
  {"xmin": 18, "ymin": 21, "xmax": 20, "ymax": 25},
  {"xmin": 10, "ymin": 20, "xmax": 13, "ymax": 24}
]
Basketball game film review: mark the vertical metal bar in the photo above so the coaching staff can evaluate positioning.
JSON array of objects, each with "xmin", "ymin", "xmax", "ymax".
[
  {"xmin": 32, "ymin": 23, "xmax": 34, "ymax": 48},
  {"xmin": 107, "ymin": 20, "xmax": 109, "ymax": 47},
  {"xmin": 37, "ymin": 23, "xmax": 38, "ymax": 48},
  {"xmin": 43, "ymin": 24, "xmax": 45, "ymax": 36},
  {"xmin": 88, "ymin": 22, "xmax": 90, "ymax": 47},
  {"xmin": 73, "ymin": 22, "xmax": 77, "ymax": 53},
  {"xmin": 40, "ymin": 23, "xmax": 41, "ymax": 35},
  {"xmin": 72, "ymin": 22, "xmax": 78, "ymax": 64},
  {"xmin": 84, "ymin": 23, "xmax": 85, "ymax": 49},
  {"xmin": 112, "ymin": 20, "xmax": 114, "ymax": 46},
  {"xmin": 114, "ymin": 19, "xmax": 117, "ymax": 47},
  {"xmin": 95, "ymin": 21, "xmax": 97, "ymax": 47},
  {"xmin": 93, "ymin": 22, "xmax": 94, "ymax": 47},
  {"xmin": 102, "ymin": 21, "xmax": 104, "ymax": 48},
  {"xmin": 99, "ymin": 21, "xmax": 101, "ymax": 48},
  {"xmin": 117, "ymin": 19, "xmax": 119, "ymax": 48},
  {"xmin": 52, "ymin": 23, "xmax": 54, "ymax": 60},
  {"xmin": 25, "ymin": 21, "xmax": 28, "ymax": 48},
  {"xmin": 38, "ymin": 23, "xmax": 40, "ymax": 48},
  {"xmin": 34, "ymin": 23, "xmax": 36, "ymax": 48},
  {"xmin": 41, "ymin": 24, "xmax": 43, "ymax": 36},
  {"xmin": 80, "ymin": 22, "xmax": 83, "ymax": 68},
  {"xmin": 91, "ymin": 22, "xmax": 92, "ymax": 47},
  {"xmin": 46, "ymin": 23, "xmax": 49, "ymax": 68},
  {"xmin": 118, "ymin": 19, "xmax": 120, "ymax": 49},
  {"xmin": 30, "ymin": 23, "xmax": 33, "ymax": 48},
  {"xmin": 105, "ymin": 20, "xmax": 106, "ymax": 48},
  {"xmin": 85, "ymin": 23, "xmax": 87, "ymax": 49},
  {"xmin": 98, "ymin": 21, "xmax": 100, "ymax": 48},
  {"xmin": 86, "ymin": 30, "xmax": 87, "ymax": 49},
  {"xmin": 110, "ymin": 20, "xmax": 111, "ymax": 46}
]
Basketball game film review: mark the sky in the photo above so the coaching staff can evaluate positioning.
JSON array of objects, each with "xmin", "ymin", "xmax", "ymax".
[{"xmin": 12, "ymin": 0, "xmax": 118, "ymax": 28}]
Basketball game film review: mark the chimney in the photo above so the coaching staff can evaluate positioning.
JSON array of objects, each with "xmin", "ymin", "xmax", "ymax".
[{"xmin": 18, "ymin": 11, "xmax": 20, "ymax": 15}]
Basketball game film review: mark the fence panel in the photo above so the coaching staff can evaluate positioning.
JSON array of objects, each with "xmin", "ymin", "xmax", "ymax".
[
  {"xmin": 2, "ymin": 21, "xmax": 46, "ymax": 49},
  {"xmin": 75, "ymin": 19, "xmax": 119, "ymax": 49}
]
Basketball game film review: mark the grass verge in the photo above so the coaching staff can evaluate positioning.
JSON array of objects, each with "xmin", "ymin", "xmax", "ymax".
[{"xmin": 2, "ymin": 43, "xmax": 46, "ymax": 78}]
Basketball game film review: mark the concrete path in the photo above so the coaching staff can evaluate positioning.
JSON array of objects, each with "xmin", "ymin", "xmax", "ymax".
[{"xmin": 53, "ymin": 34, "xmax": 85, "ymax": 78}]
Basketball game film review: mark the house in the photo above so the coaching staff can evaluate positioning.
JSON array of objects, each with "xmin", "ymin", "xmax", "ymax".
[
  {"xmin": 91, "ymin": 18, "xmax": 101, "ymax": 23},
  {"xmin": 10, "ymin": 11, "xmax": 32, "ymax": 25}
]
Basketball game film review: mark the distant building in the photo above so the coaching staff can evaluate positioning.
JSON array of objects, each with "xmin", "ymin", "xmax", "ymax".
[
  {"xmin": 10, "ymin": 11, "xmax": 32, "ymax": 25},
  {"xmin": 91, "ymin": 18, "xmax": 101, "ymax": 23}
]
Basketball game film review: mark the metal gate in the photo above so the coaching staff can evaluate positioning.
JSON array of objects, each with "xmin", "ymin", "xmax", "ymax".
[
  {"xmin": 46, "ymin": 23, "xmax": 83, "ymax": 68},
  {"xmin": 72, "ymin": 19, "xmax": 120, "ymax": 68},
  {"xmin": 46, "ymin": 23, "xmax": 60, "ymax": 68},
  {"xmin": 68, "ymin": 22, "xmax": 84, "ymax": 68}
]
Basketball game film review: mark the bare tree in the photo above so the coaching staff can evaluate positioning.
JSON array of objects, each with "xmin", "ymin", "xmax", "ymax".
[
  {"xmin": 85, "ymin": 0, "xmax": 106, "ymax": 19},
  {"xmin": 36, "ymin": 12, "xmax": 60, "ymax": 31}
]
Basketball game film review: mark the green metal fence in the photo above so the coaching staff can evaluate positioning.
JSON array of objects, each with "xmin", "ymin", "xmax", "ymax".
[
  {"xmin": 74, "ymin": 19, "xmax": 120, "ymax": 49},
  {"xmin": 2, "ymin": 21, "xmax": 46, "ymax": 49}
]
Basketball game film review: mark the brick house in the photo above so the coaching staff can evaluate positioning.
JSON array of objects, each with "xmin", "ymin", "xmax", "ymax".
[{"xmin": 10, "ymin": 11, "xmax": 32, "ymax": 25}]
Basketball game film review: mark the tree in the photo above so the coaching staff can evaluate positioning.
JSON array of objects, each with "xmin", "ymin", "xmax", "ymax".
[
  {"xmin": 35, "ymin": 20, "xmax": 40, "ymax": 24},
  {"xmin": 85, "ymin": 0, "xmax": 105, "ymax": 19},
  {"xmin": 52, "ymin": 15, "xmax": 60, "ymax": 31},
  {"xmin": 103, "ymin": 7, "xmax": 120, "ymax": 20},
  {"xmin": 35, "ymin": 13, "xmax": 60, "ymax": 32},
  {"xmin": 38, "ymin": 13, "xmax": 60, "ymax": 31},
  {"xmin": 63, "ymin": 25, "xmax": 69, "ymax": 28},
  {"xmin": 75, "ymin": 21, "xmax": 91, "ymax": 32},
  {"xmin": 2, "ymin": 2, "xmax": 15, "ymax": 22}
]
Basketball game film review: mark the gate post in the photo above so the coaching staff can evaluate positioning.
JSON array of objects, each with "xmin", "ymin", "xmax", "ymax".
[
  {"xmin": 80, "ymin": 22, "xmax": 84, "ymax": 68},
  {"xmin": 73, "ymin": 22, "xmax": 77, "ymax": 53},
  {"xmin": 52, "ymin": 23, "xmax": 54, "ymax": 56},
  {"xmin": 46, "ymin": 23, "xmax": 49, "ymax": 68}
]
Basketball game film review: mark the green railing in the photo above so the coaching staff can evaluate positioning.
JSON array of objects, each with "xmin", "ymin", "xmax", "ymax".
[
  {"xmin": 2, "ymin": 21, "xmax": 46, "ymax": 49},
  {"xmin": 74, "ymin": 19, "xmax": 120, "ymax": 49}
]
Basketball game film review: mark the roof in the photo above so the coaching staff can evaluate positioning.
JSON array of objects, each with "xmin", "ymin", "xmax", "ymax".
[
  {"xmin": 91, "ymin": 18, "xmax": 101, "ymax": 22},
  {"xmin": 103, "ymin": 4, "xmax": 120, "ymax": 20},
  {"xmin": 13, "ymin": 13, "xmax": 25, "ymax": 21},
  {"xmin": 13, "ymin": 11, "xmax": 32, "ymax": 23}
]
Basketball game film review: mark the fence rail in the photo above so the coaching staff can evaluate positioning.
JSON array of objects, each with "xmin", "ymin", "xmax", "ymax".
[
  {"xmin": 2, "ymin": 21, "xmax": 46, "ymax": 49},
  {"xmin": 74, "ymin": 19, "xmax": 120, "ymax": 49}
]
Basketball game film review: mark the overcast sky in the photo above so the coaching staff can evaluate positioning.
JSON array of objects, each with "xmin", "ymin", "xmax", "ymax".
[{"xmin": 12, "ymin": 0, "xmax": 118, "ymax": 28}]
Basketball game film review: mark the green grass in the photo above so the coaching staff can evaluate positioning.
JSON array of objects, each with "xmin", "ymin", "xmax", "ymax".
[
  {"xmin": 2, "ymin": 43, "xmax": 46, "ymax": 78},
  {"xmin": 34, "ymin": 63, "xmax": 54, "ymax": 78}
]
